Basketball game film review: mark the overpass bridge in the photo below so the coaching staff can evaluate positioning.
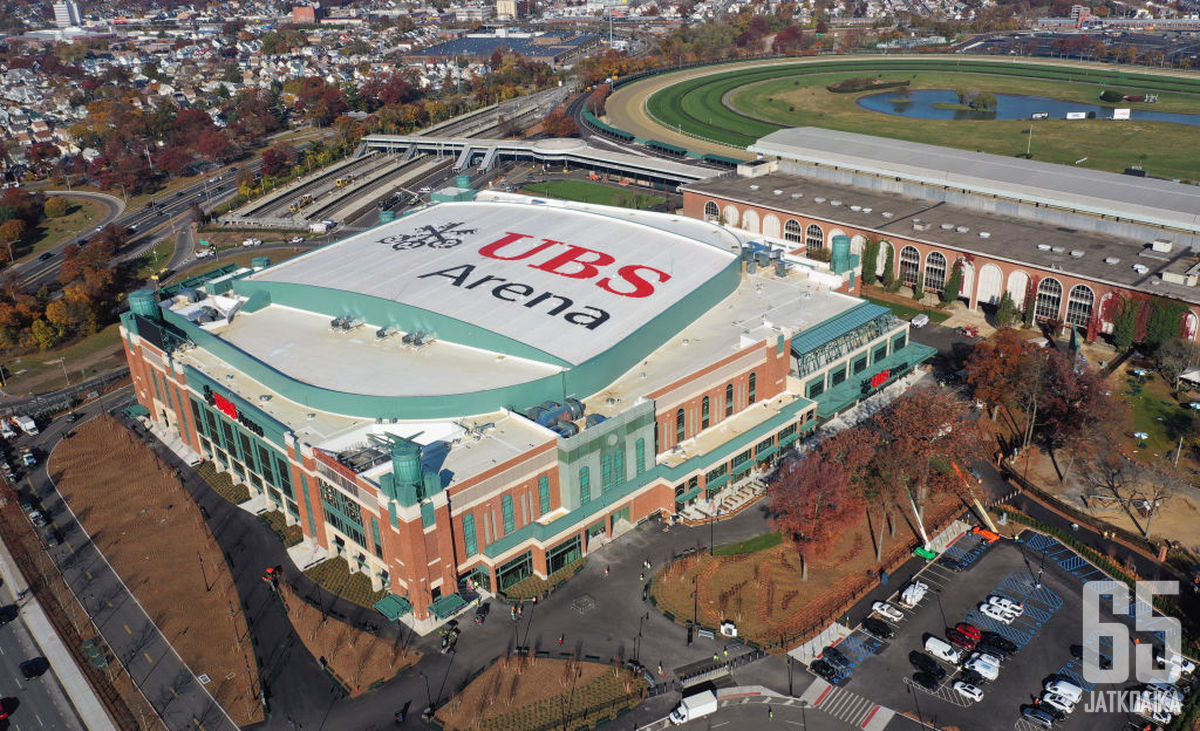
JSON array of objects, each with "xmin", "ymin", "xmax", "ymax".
[{"xmin": 356, "ymin": 135, "xmax": 726, "ymax": 190}]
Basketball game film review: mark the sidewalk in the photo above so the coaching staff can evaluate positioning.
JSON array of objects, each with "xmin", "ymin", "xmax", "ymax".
[{"xmin": 0, "ymin": 537, "xmax": 117, "ymax": 731}]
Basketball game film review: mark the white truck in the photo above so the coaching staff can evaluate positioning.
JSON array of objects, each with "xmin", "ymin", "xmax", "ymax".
[
  {"xmin": 19, "ymin": 447, "xmax": 35, "ymax": 468},
  {"xmin": 0, "ymin": 420, "xmax": 13, "ymax": 439},
  {"xmin": 669, "ymin": 690, "xmax": 718, "ymax": 725},
  {"xmin": 14, "ymin": 415, "xmax": 37, "ymax": 436},
  {"xmin": 897, "ymin": 581, "xmax": 928, "ymax": 609}
]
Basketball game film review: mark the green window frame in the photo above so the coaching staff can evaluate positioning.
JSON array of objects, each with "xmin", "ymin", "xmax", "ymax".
[
  {"xmin": 579, "ymin": 466, "xmax": 591, "ymax": 503},
  {"xmin": 151, "ymin": 371, "xmax": 162, "ymax": 399},
  {"xmin": 733, "ymin": 448, "xmax": 753, "ymax": 469},
  {"xmin": 756, "ymin": 436, "xmax": 774, "ymax": 455},
  {"xmin": 748, "ymin": 372, "xmax": 757, "ymax": 404},
  {"xmin": 705, "ymin": 463, "xmax": 728, "ymax": 482},
  {"xmin": 852, "ymin": 355, "xmax": 869, "ymax": 374},
  {"xmin": 502, "ymin": 495, "xmax": 515, "ymax": 534},
  {"xmin": 873, "ymin": 343, "xmax": 889, "ymax": 363},
  {"xmin": 371, "ymin": 517, "xmax": 383, "ymax": 559},
  {"xmin": 601, "ymin": 454, "xmax": 613, "ymax": 492},
  {"xmin": 892, "ymin": 333, "xmax": 908, "ymax": 351},
  {"xmin": 463, "ymin": 513, "xmax": 478, "ymax": 556},
  {"xmin": 538, "ymin": 476, "xmax": 550, "ymax": 515},
  {"xmin": 830, "ymin": 365, "xmax": 847, "ymax": 387},
  {"xmin": 806, "ymin": 376, "xmax": 826, "ymax": 399},
  {"xmin": 635, "ymin": 438, "xmax": 645, "ymax": 474},
  {"xmin": 614, "ymin": 448, "xmax": 625, "ymax": 485}
]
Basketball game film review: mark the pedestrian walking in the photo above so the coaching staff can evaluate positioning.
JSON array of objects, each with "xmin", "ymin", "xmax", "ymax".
[
  {"xmin": 639, "ymin": 572, "xmax": 645, "ymax": 582},
  {"xmin": 723, "ymin": 648, "xmax": 729, "ymax": 659},
  {"xmin": 768, "ymin": 706, "xmax": 774, "ymax": 720},
  {"xmin": 559, "ymin": 633, "xmax": 565, "ymax": 645},
  {"xmin": 712, "ymin": 652, "xmax": 719, "ymax": 662}
]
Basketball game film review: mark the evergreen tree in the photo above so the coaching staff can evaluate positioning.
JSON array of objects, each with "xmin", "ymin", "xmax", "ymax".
[
  {"xmin": 1146, "ymin": 298, "xmax": 1186, "ymax": 348},
  {"xmin": 862, "ymin": 238, "xmax": 879, "ymax": 286},
  {"xmin": 881, "ymin": 247, "xmax": 896, "ymax": 290},
  {"xmin": 1022, "ymin": 290, "xmax": 1036, "ymax": 329},
  {"xmin": 1113, "ymin": 298, "xmax": 1137, "ymax": 351},
  {"xmin": 995, "ymin": 291, "xmax": 1017, "ymax": 328},
  {"xmin": 912, "ymin": 271, "xmax": 924, "ymax": 301},
  {"xmin": 941, "ymin": 264, "xmax": 962, "ymax": 304}
]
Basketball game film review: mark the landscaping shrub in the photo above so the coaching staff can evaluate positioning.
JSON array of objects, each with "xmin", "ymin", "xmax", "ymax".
[
  {"xmin": 826, "ymin": 77, "xmax": 911, "ymax": 93},
  {"xmin": 1099, "ymin": 89, "xmax": 1125, "ymax": 103}
]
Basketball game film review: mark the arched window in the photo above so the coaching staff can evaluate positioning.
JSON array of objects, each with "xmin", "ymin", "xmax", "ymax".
[
  {"xmin": 725, "ymin": 384, "xmax": 735, "ymax": 416},
  {"xmin": 1035, "ymin": 278, "xmax": 1063, "ymax": 321},
  {"xmin": 924, "ymin": 251, "xmax": 948, "ymax": 293},
  {"xmin": 701, "ymin": 396, "xmax": 710, "ymax": 429},
  {"xmin": 1065, "ymin": 284, "xmax": 1094, "ymax": 327},
  {"xmin": 748, "ymin": 373, "xmax": 757, "ymax": 404},
  {"xmin": 805, "ymin": 223, "xmax": 824, "ymax": 250},
  {"xmin": 675, "ymin": 408, "xmax": 686, "ymax": 443},
  {"xmin": 900, "ymin": 246, "xmax": 921, "ymax": 288},
  {"xmin": 784, "ymin": 219, "xmax": 803, "ymax": 244},
  {"xmin": 704, "ymin": 201, "xmax": 719, "ymax": 222}
]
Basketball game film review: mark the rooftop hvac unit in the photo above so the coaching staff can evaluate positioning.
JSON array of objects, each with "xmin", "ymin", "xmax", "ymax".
[
  {"xmin": 749, "ymin": 184, "xmax": 760, "ymax": 191},
  {"xmin": 1070, "ymin": 250, "xmax": 1085, "ymax": 258},
  {"xmin": 1104, "ymin": 257, "xmax": 1120, "ymax": 265},
  {"xmin": 814, "ymin": 197, "xmax": 826, "ymax": 203},
  {"xmin": 940, "ymin": 223, "xmax": 954, "ymax": 230},
  {"xmin": 862, "ymin": 207, "xmax": 873, "ymax": 213},
  {"xmin": 881, "ymin": 211, "xmax": 893, "ymax": 219},
  {"xmin": 791, "ymin": 192, "xmax": 804, "ymax": 199},
  {"xmin": 830, "ymin": 200, "xmax": 842, "ymax": 207},
  {"xmin": 850, "ymin": 205, "xmax": 862, "ymax": 212},
  {"xmin": 1051, "ymin": 246, "xmax": 1066, "ymax": 254},
  {"xmin": 1152, "ymin": 239, "xmax": 1174, "ymax": 253},
  {"xmin": 1037, "ymin": 244, "xmax": 1053, "ymax": 251},
  {"xmin": 956, "ymin": 226, "xmax": 969, "ymax": 233},
  {"xmin": 772, "ymin": 189, "xmax": 783, "ymax": 195},
  {"xmin": 1133, "ymin": 264, "xmax": 1150, "ymax": 274},
  {"xmin": 979, "ymin": 232, "xmax": 991, "ymax": 239}
]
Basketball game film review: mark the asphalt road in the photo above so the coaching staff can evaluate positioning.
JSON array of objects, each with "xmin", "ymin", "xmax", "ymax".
[
  {"xmin": 8, "ymin": 398, "xmax": 238, "ymax": 731},
  {"xmin": 0, "ymin": 578, "xmax": 84, "ymax": 731}
]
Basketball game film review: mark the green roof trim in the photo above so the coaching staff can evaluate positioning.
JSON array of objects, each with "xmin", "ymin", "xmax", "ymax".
[
  {"xmin": 791, "ymin": 303, "xmax": 892, "ymax": 355},
  {"xmin": 373, "ymin": 594, "xmax": 412, "ymax": 620},
  {"xmin": 675, "ymin": 486, "xmax": 701, "ymax": 504},
  {"xmin": 814, "ymin": 343, "xmax": 937, "ymax": 419},
  {"xmin": 429, "ymin": 593, "xmax": 468, "ymax": 619}
]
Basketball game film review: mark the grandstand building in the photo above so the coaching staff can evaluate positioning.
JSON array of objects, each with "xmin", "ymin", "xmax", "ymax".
[
  {"xmin": 120, "ymin": 195, "xmax": 932, "ymax": 621},
  {"xmin": 683, "ymin": 128, "xmax": 1200, "ymax": 341}
]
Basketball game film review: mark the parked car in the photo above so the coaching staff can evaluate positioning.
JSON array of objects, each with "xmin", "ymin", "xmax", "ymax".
[
  {"xmin": 19, "ymin": 657, "xmax": 48, "ymax": 679},
  {"xmin": 911, "ymin": 313, "xmax": 929, "ymax": 328},
  {"xmin": 29, "ymin": 510, "xmax": 47, "ymax": 528},
  {"xmin": 964, "ymin": 655, "xmax": 999, "ymax": 681},
  {"xmin": 1044, "ymin": 680, "xmax": 1083, "ymax": 704},
  {"xmin": 290, "ymin": 236, "xmax": 305, "ymax": 244},
  {"xmin": 862, "ymin": 617, "xmax": 894, "ymax": 639},
  {"xmin": 924, "ymin": 636, "xmax": 963, "ymax": 664},
  {"xmin": 946, "ymin": 628, "xmax": 977, "ymax": 650},
  {"xmin": 822, "ymin": 646, "xmax": 852, "ymax": 670},
  {"xmin": 1021, "ymin": 707, "xmax": 1057, "ymax": 728},
  {"xmin": 811, "ymin": 659, "xmax": 846, "ymax": 685},
  {"xmin": 872, "ymin": 601, "xmax": 904, "ymax": 622},
  {"xmin": 986, "ymin": 595, "xmax": 1024, "ymax": 616},
  {"xmin": 911, "ymin": 671, "xmax": 939, "ymax": 691},
  {"xmin": 0, "ymin": 605, "xmax": 18, "ymax": 625},
  {"xmin": 955, "ymin": 623, "xmax": 982, "ymax": 642},
  {"xmin": 980, "ymin": 632, "xmax": 1018, "ymax": 653},
  {"xmin": 979, "ymin": 603, "xmax": 1013, "ymax": 624},
  {"xmin": 1041, "ymin": 692, "xmax": 1075, "ymax": 715},
  {"xmin": 953, "ymin": 681, "xmax": 983, "ymax": 702},
  {"xmin": 975, "ymin": 642, "xmax": 1009, "ymax": 660},
  {"xmin": 908, "ymin": 651, "xmax": 947, "ymax": 680},
  {"xmin": 1156, "ymin": 651, "xmax": 1197, "ymax": 677}
]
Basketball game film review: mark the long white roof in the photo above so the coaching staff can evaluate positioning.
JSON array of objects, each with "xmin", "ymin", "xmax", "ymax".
[
  {"xmin": 249, "ymin": 201, "xmax": 739, "ymax": 365},
  {"xmin": 750, "ymin": 127, "xmax": 1200, "ymax": 233}
]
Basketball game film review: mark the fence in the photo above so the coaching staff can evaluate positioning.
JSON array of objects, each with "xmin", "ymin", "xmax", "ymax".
[{"xmin": 0, "ymin": 368, "xmax": 129, "ymax": 421}]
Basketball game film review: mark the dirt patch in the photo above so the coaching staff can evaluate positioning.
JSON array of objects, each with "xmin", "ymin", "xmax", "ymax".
[
  {"xmin": 652, "ymin": 491, "xmax": 962, "ymax": 646},
  {"xmin": 278, "ymin": 582, "xmax": 418, "ymax": 695},
  {"xmin": 49, "ymin": 416, "xmax": 263, "ymax": 726},
  {"xmin": 434, "ymin": 656, "xmax": 644, "ymax": 731}
]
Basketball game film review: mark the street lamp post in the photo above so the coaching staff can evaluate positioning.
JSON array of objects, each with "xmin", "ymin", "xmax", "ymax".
[
  {"xmin": 798, "ymin": 699, "xmax": 808, "ymax": 729},
  {"xmin": 1035, "ymin": 546, "xmax": 1047, "ymax": 589},
  {"xmin": 416, "ymin": 669, "xmax": 433, "ymax": 712},
  {"xmin": 933, "ymin": 589, "xmax": 948, "ymax": 629}
]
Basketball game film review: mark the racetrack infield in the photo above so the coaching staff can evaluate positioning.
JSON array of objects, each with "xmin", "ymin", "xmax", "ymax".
[{"xmin": 604, "ymin": 55, "xmax": 1200, "ymax": 177}]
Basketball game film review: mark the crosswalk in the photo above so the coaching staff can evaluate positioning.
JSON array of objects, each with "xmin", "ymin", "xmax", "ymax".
[{"xmin": 801, "ymin": 678, "xmax": 895, "ymax": 730}]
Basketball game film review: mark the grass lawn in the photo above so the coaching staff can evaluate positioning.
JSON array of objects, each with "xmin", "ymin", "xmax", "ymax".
[
  {"xmin": 733, "ymin": 70, "xmax": 1200, "ymax": 180},
  {"xmin": 128, "ymin": 236, "xmax": 177, "ymax": 282},
  {"xmin": 2, "ymin": 323, "xmax": 125, "ymax": 395},
  {"xmin": 713, "ymin": 532, "xmax": 783, "ymax": 556},
  {"xmin": 166, "ymin": 247, "xmax": 306, "ymax": 285},
  {"xmin": 521, "ymin": 180, "xmax": 666, "ymax": 209},
  {"xmin": 17, "ymin": 197, "xmax": 106, "ymax": 262},
  {"xmin": 864, "ymin": 294, "xmax": 951, "ymax": 324},
  {"xmin": 1124, "ymin": 372, "xmax": 1198, "ymax": 467}
]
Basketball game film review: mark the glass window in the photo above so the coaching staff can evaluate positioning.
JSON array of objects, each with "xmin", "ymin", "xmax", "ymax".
[
  {"xmin": 502, "ymin": 495, "xmax": 515, "ymax": 535},
  {"xmin": 725, "ymin": 383, "xmax": 734, "ymax": 416},
  {"xmin": 733, "ymin": 448, "xmax": 753, "ymax": 467},
  {"xmin": 602, "ymin": 454, "xmax": 614, "ymax": 492},
  {"xmin": 830, "ymin": 365, "xmax": 847, "ymax": 386},
  {"xmin": 538, "ymin": 476, "xmax": 550, "ymax": 515},
  {"xmin": 756, "ymin": 437, "xmax": 774, "ymax": 455},
  {"xmin": 805, "ymin": 223, "xmax": 824, "ymax": 250},
  {"xmin": 579, "ymin": 466, "xmax": 591, "ymax": 503},
  {"xmin": 1035, "ymin": 278, "xmax": 1063, "ymax": 321},
  {"xmin": 1066, "ymin": 284, "xmax": 1094, "ymax": 328},
  {"xmin": 497, "ymin": 552, "xmax": 533, "ymax": 590},
  {"xmin": 784, "ymin": 219, "xmax": 803, "ymax": 243},
  {"xmin": 806, "ymin": 376, "xmax": 825, "ymax": 399},
  {"xmin": 704, "ymin": 201, "xmax": 719, "ymax": 221},
  {"xmin": 547, "ymin": 535, "xmax": 582, "ymax": 573},
  {"xmin": 701, "ymin": 396, "xmax": 710, "ymax": 429},
  {"xmin": 748, "ymin": 372, "xmax": 757, "ymax": 404},
  {"xmin": 892, "ymin": 333, "xmax": 908, "ymax": 351},
  {"xmin": 614, "ymin": 448, "xmax": 624, "ymax": 485},
  {"xmin": 873, "ymin": 343, "xmax": 889, "ymax": 363},
  {"xmin": 924, "ymin": 251, "xmax": 947, "ymax": 292},
  {"xmin": 900, "ymin": 246, "xmax": 920, "ymax": 288},
  {"xmin": 635, "ymin": 438, "xmax": 645, "ymax": 474},
  {"xmin": 852, "ymin": 355, "xmax": 868, "ymax": 374},
  {"xmin": 463, "ymin": 513, "xmax": 478, "ymax": 555},
  {"xmin": 675, "ymin": 408, "xmax": 685, "ymax": 443}
]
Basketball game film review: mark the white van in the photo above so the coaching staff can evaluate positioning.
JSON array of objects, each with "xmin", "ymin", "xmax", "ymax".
[
  {"xmin": 1044, "ymin": 680, "xmax": 1083, "ymax": 704},
  {"xmin": 925, "ymin": 636, "xmax": 963, "ymax": 664}
]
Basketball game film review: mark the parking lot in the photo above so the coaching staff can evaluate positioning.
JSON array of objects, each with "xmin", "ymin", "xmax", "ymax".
[{"xmin": 808, "ymin": 530, "xmax": 1192, "ymax": 730}]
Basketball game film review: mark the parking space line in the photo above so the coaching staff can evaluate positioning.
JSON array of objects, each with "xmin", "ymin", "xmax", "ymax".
[{"xmin": 901, "ymin": 676, "xmax": 972, "ymax": 708}]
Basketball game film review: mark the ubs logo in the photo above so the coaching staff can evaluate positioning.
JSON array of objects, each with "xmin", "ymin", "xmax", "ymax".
[{"xmin": 379, "ymin": 222, "xmax": 478, "ymax": 250}]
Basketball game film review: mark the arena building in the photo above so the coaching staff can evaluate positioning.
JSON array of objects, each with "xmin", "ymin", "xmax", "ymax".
[
  {"xmin": 682, "ymin": 128, "xmax": 1200, "ymax": 341},
  {"xmin": 120, "ymin": 195, "xmax": 932, "ymax": 621}
]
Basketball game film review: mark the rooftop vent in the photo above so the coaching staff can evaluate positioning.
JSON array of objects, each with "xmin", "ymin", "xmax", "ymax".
[
  {"xmin": 979, "ymin": 232, "xmax": 992, "ymax": 239},
  {"xmin": 1104, "ymin": 256, "xmax": 1121, "ymax": 265},
  {"xmin": 850, "ymin": 205, "xmax": 862, "ymax": 212},
  {"xmin": 814, "ymin": 196, "xmax": 826, "ymax": 204},
  {"xmin": 772, "ymin": 189, "xmax": 783, "ymax": 195},
  {"xmin": 881, "ymin": 211, "xmax": 893, "ymax": 219},
  {"xmin": 1133, "ymin": 264, "xmax": 1150, "ymax": 274},
  {"xmin": 258, "ymin": 394, "xmax": 272, "ymax": 403},
  {"xmin": 1037, "ymin": 244, "xmax": 1053, "ymax": 251},
  {"xmin": 830, "ymin": 200, "xmax": 842, "ymax": 207},
  {"xmin": 791, "ymin": 192, "xmax": 803, "ymax": 199},
  {"xmin": 956, "ymin": 226, "xmax": 969, "ymax": 233},
  {"xmin": 749, "ymin": 184, "xmax": 759, "ymax": 191},
  {"xmin": 862, "ymin": 207, "xmax": 873, "ymax": 214},
  {"xmin": 1152, "ymin": 239, "xmax": 1174, "ymax": 253},
  {"xmin": 1070, "ymin": 250, "xmax": 1085, "ymax": 258},
  {"xmin": 940, "ymin": 223, "xmax": 954, "ymax": 230},
  {"xmin": 912, "ymin": 219, "xmax": 931, "ymax": 232},
  {"xmin": 1051, "ymin": 246, "xmax": 1066, "ymax": 254}
]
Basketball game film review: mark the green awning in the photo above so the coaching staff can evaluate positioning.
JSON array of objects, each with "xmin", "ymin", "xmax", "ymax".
[
  {"xmin": 675, "ymin": 486, "xmax": 702, "ymax": 504},
  {"xmin": 706, "ymin": 474, "xmax": 732, "ymax": 492},
  {"xmin": 373, "ymin": 594, "xmax": 412, "ymax": 621},
  {"xmin": 123, "ymin": 404, "xmax": 150, "ymax": 418},
  {"xmin": 429, "ymin": 593, "xmax": 467, "ymax": 620},
  {"xmin": 755, "ymin": 445, "xmax": 778, "ymax": 459},
  {"xmin": 732, "ymin": 460, "xmax": 754, "ymax": 475},
  {"xmin": 778, "ymin": 432, "xmax": 800, "ymax": 448}
]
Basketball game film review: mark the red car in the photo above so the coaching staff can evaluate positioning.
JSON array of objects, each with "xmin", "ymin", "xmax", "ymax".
[
  {"xmin": 946, "ymin": 628, "xmax": 977, "ymax": 650},
  {"xmin": 956, "ymin": 622, "xmax": 982, "ymax": 642}
]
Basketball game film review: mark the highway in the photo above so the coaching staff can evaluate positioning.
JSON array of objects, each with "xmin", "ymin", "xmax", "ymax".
[{"xmin": 0, "ymin": 575, "xmax": 85, "ymax": 731}]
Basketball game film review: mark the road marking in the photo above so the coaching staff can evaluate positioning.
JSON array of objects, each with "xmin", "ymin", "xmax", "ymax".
[
  {"xmin": 170, "ymin": 687, "xmax": 179, "ymax": 698},
  {"xmin": 35, "ymin": 710, "xmax": 45, "ymax": 726},
  {"xmin": 124, "ymin": 624, "xmax": 132, "ymax": 635},
  {"xmin": 143, "ymin": 652, "xmax": 153, "ymax": 663},
  {"xmin": 84, "ymin": 571, "xmax": 92, "ymax": 580}
]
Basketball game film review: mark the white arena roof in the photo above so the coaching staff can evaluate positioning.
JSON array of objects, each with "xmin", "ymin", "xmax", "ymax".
[{"xmin": 249, "ymin": 201, "xmax": 739, "ymax": 365}]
